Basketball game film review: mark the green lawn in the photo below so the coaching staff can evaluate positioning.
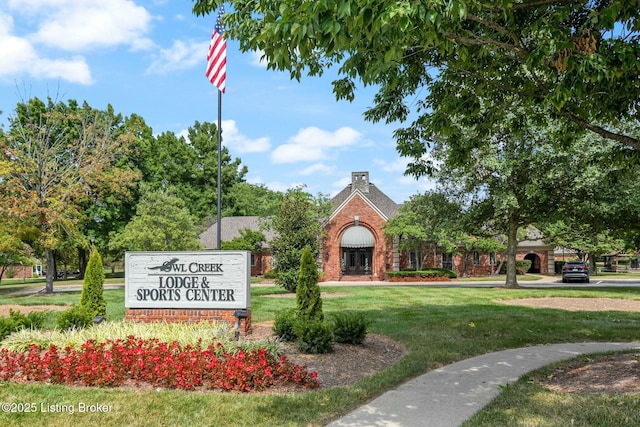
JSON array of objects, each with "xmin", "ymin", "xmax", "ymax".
[
  {"xmin": 0, "ymin": 284, "xmax": 639, "ymax": 426},
  {"xmin": 463, "ymin": 352, "xmax": 640, "ymax": 427}
]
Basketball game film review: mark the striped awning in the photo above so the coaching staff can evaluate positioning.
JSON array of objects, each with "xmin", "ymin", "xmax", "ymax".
[{"xmin": 341, "ymin": 226, "xmax": 375, "ymax": 248}]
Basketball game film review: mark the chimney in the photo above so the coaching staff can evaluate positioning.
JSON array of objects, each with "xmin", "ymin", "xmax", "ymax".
[{"xmin": 351, "ymin": 171, "xmax": 370, "ymax": 194}]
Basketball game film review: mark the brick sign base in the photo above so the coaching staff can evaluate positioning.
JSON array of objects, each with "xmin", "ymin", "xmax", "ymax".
[{"xmin": 125, "ymin": 308, "xmax": 252, "ymax": 336}]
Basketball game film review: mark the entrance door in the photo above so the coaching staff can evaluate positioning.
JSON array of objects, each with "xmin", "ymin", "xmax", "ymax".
[
  {"xmin": 524, "ymin": 253, "xmax": 541, "ymax": 273},
  {"xmin": 343, "ymin": 248, "xmax": 372, "ymax": 275}
]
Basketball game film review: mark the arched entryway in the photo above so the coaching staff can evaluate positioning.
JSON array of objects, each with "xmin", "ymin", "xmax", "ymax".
[
  {"xmin": 340, "ymin": 226, "xmax": 374, "ymax": 275},
  {"xmin": 524, "ymin": 253, "xmax": 541, "ymax": 273}
]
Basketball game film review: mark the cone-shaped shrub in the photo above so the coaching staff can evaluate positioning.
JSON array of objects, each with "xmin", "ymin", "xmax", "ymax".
[
  {"xmin": 80, "ymin": 248, "xmax": 106, "ymax": 317},
  {"xmin": 296, "ymin": 246, "xmax": 323, "ymax": 321}
]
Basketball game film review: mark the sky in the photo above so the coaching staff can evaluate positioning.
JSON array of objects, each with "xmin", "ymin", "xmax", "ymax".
[{"xmin": 0, "ymin": 0, "xmax": 437, "ymax": 204}]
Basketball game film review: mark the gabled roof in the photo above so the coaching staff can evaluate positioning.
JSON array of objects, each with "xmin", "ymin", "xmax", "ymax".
[
  {"xmin": 199, "ymin": 216, "xmax": 275, "ymax": 249},
  {"xmin": 331, "ymin": 182, "xmax": 399, "ymax": 220}
]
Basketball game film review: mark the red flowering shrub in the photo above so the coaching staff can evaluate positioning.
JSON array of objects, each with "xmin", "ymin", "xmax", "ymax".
[{"xmin": 0, "ymin": 337, "xmax": 319, "ymax": 392}]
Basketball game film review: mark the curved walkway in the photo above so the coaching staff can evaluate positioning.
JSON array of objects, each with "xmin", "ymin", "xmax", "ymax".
[{"xmin": 327, "ymin": 342, "xmax": 640, "ymax": 427}]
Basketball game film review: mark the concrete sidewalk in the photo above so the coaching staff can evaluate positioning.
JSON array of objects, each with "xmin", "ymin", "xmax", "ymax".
[{"xmin": 327, "ymin": 342, "xmax": 640, "ymax": 427}]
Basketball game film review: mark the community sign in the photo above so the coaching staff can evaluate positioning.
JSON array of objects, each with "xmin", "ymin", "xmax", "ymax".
[{"xmin": 125, "ymin": 251, "xmax": 250, "ymax": 309}]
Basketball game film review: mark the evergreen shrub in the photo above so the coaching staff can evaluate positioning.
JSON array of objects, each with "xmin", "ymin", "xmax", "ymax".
[
  {"xmin": 80, "ymin": 248, "xmax": 107, "ymax": 317},
  {"xmin": 296, "ymin": 246, "xmax": 323, "ymax": 321},
  {"xmin": 387, "ymin": 268, "xmax": 457, "ymax": 279},
  {"xmin": 294, "ymin": 319, "xmax": 334, "ymax": 354},
  {"xmin": 56, "ymin": 305, "xmax": 94, "ymax": 331},
  {"xmin": 332, "ymin": 312, "xmax": 369, "ymax": 345},
  {"xmin": 263, "ymin": 269, "xmax": 278, "ymax": 279},
  {"xmin": 272, "ymin": 308, "xmax": 298, "ymax": 342}
]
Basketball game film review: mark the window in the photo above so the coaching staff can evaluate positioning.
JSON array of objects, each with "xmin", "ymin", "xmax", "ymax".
[
  {"xmin": 473, "ymin": 251, "xmax": 480, "ymax": 266},
  {"xmin": 442, "ymin": 253, "xmax": 453, "ymax": 270},
  {"xmin": 410, "ymin": 251, "xmax": 423, "ymax": 270},
  {"xmin": 489, "ymin": 252, "xmax": 496, "ymax": 266},
  {"xmin": 250, "ymin": 253, "xmax": 256, "ymax": 267}
]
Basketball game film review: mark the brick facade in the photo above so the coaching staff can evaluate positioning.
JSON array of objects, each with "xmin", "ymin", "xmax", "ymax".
[
  {"xmin": 199, "ymin": 171, "xmax": 555, "ymax": 280},
  {"xmin": 125, "ymin": 308, "xmax": 252, "ymax": 336},
  {"xmin": 322, "ymin": 172, "xmax": 398, "ymax": 281},
  {"xmin": 414, "ymin": 244, "xmax": 553, "ymax": 277},
  {"xmin": 323, "ymin": 195, "xmax": 394, "ymax": 281}
]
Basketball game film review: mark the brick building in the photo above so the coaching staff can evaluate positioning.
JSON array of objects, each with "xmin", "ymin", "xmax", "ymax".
[
  {"xmin": 200, "ymin": 171, "xmax": 555, "ymax": 279},
  {"xmin": 321, "ymin": 171, "xmax": 399, "ymax": 281}
]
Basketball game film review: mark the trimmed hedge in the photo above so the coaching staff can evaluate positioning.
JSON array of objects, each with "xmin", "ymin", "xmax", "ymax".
[
  {"xmin": 387, "ymin": 268, "xmax": 457, "ymax": 280},
  {"xmin": 555, "ymin": 261, "xmax": 566, "ymax": 274}
]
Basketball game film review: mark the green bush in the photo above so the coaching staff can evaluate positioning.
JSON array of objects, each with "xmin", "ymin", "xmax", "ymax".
[
  {"xmin": 0, "ymin": 317, "xmax": 14, "ymax": 341},
  {"xmin": 294, "ymin": 319, "xmax": 334, "ymax": 354},
  {"xmin": 272, "ymin": 308, "xmax": 298, "ymax": 342},
  {"xmin": 56, "ymin": 305, "xmax": 94, "ymax": 331},
  {"xmin": 0, "ymin": 309, "xmax": 47, "ymax": 341},
  {"xmin": 80, "ymin": 248, "xmax": 107, "ymax": 317},
  {"xmin": 332, "ymin": 312, "xmax": 369, "ymax": 345},
  {"xmin": 296, "ymin": 246, "xmax": 323, "ymax": 321},
  {"xmin": 263, "ymin": 269, "xmax": 278, "ymax": 279},
  {"xmin": 387, "ymin": 268, "xmax": 457, "ymax": 279},
  {"xmin": 277, "ymin": 269, "xmax": 299, "ymax": 293},
  {"xmin": 498, "ymin": 260, "xmax": 533, "ymax": 275},
  {"xmin": 517, "ymin": 260, "xmax": 532, "ymax": 274}
]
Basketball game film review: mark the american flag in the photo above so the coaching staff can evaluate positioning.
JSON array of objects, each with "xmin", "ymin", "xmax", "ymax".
[{"xmin": 206, "ymin": 5, "xmax": 226, "ymax": 93}]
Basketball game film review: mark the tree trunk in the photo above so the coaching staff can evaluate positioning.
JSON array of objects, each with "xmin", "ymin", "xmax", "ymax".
[
  {"xmin": 462, "ymin": 250, "xmax": 468, "ymax": 277},
  {"xmin": 505, "ymin": 214, "xmax": 519, "ymax": 288},
  {"xmin": 45, "ymin": 248, "xmax": 55, "ymax": 293},
  {"xmin": 588, "ymin": 252, "xmax": 597, "ymax": 276},
  {"xmin": 78, "ymin": 247, "xmax": 87, "ymax": 280}
]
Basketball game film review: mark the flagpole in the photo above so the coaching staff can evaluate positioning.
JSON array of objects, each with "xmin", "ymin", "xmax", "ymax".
[
  {"xmin": 206, "ymin": 3, "xmax": 226, "ymax": 250},
  {"xmin": 216, "ymin": 89, "xmax": 222, "ymax": 250}
]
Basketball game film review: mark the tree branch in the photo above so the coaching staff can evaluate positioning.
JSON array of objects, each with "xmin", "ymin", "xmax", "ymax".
[
  {"xmin": 512, "ymin": 0, "xmax": 575, "ymax": 10},
  {"xmin": 465, "ymin": 13, "xmax": 524, "ymax": 49},
  {"xmin": 443, "ymin": 31, "xmax": 528, "ymax": 57},
  {"xmin": 559, "ymin": 109, "xmax": 640, "ymax": 150}
]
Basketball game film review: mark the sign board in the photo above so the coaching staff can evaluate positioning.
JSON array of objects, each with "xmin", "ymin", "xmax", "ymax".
[{"xmin": 125, "ymin": 251, "xmax": 250, "ymax": 309}]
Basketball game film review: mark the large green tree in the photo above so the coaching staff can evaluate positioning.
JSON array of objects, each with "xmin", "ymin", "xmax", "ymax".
[
  {"xmin": 192, "ymin": 1, "xmax": 640, "ymax": 166},
  {"xmin": 221, "ymin": 228, "xmax": 266, "ymax": 251},
  {"xmin": 384, "ymin": 191, "xmax": 505, "ymax": 276},
  {"xmin": 429, "ymin": 103, "xmax": 569, "ymax": 286},
  {"xmin": 537, "ymin": 134, "xmax": 640, "ymax": 271},
  {"xmin": 109, "ymin": 187, "xmax": 204, "ymax": 255},
  {"xmin": 81, "ymin": 113, "xmax": 150, "ymax": 265},
  {"xmin": 223, "ymin": 182, "xmax": 281, "ymax": 217},
  {"xmin": 139, "ymin": 121, "xmax": 248, "ymax": 223},
  {"xmin": 0, "ymin": 98, "xmax": 137, "ymax": 293},
  {"xmin": 384, "ymin": 191, "xmax": 465, "ymax": 253},
  {"xmin": 268, "ymin": 187, "xmax": 332, "ymax": 292}
]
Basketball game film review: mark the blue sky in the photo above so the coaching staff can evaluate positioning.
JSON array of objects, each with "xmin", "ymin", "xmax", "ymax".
[{"xmin": 0, "ymin": 0, "xmax": 436, "ymax": 204}]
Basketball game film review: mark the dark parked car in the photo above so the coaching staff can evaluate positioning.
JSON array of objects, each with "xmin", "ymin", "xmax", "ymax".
[{"xmin": 562, "ymin": 260, "xmax": 590, "ymax": 283}]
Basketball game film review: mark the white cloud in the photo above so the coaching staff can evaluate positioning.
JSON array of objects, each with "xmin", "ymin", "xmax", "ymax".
[
  {"xmin": 1, "ymin": 1, "xmax": 152, "ymax": 84},
  {"xmin": 29, "ymin": 0, "xmax": 153, "ymax": 52},
  {"xmin": 146, "ymin": 39, "xmax": 208, "ymax": 75},
  {"xmin": 271, "ymin": 126, "xmax": 362, "ymax": 163},
  {"xmin": 0, "ymin": 11, "xmax": 92, "ymax": 84},
  {"xmin": 397, "ymin": 174, "xmax": 438, "ymax": 194},
  {"xmin": 33, "ymin": 57, "xmax": 92, "ymax": 84},
  {"xmin": 373, "ymin": 157, "xmax": 410, "ymax": 173},
  {"xmin": 221, "ymin": 120, "xmax": 271, "ymax": 153},
  {"xmin": 249, "ymin": 50, "xmax": 267, "ymax": 68}
]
